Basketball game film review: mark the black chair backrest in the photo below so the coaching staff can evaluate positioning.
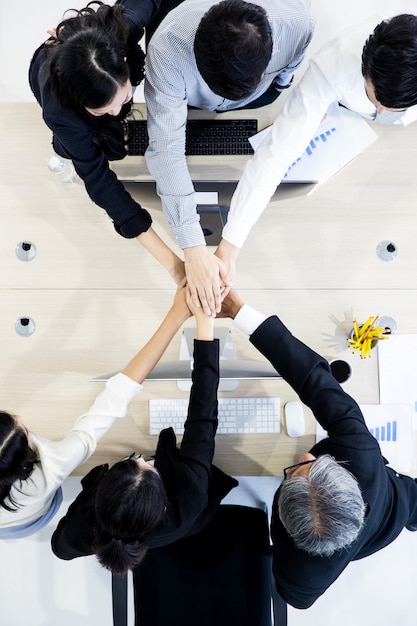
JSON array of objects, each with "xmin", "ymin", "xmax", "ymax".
[{"xmin": 133, "ymin": 505, "xmax": 274, "ymax": 626}]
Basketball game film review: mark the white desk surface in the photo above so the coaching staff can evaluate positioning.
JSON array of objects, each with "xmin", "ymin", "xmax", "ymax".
[{"xmin": 1, "ymin": 102, "xmax": 417, "ymax": 477}]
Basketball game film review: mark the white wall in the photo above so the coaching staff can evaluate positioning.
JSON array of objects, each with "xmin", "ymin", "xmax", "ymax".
[{"xmin": 0, "ymin": 0, "xmax": 84, "ymax": 101}]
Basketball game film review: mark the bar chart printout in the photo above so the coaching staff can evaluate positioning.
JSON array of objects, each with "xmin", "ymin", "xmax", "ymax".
[
  {"xmin": 369, "ymin": 420, "xmax": 397, "ymax": 442},
  {"xmin": 282, "ymin": 103, "xmax": 378, "ymax": 189},
  {"xmin": 316, "ymin": 404, "xmax": 415, "ymax": 473},
  {"xmin": 249, "ymin": 102, "xmax": 378, "ymax": 191}
]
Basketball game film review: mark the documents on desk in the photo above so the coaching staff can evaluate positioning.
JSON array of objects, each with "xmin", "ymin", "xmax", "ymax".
[
  {"xmin": 249, "ymin": 102, "xmax": 378, "ymax": 193},
  {"xmin": 316, "ymin": 404, "xmax": 415, "ymax": 473},
  {"xmin": 378, "ymin": 334, "xmax": 417, "ymax": 431}
]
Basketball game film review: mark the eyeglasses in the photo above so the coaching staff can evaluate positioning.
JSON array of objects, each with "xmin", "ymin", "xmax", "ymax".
[
  {"xmin": 120, "ymin": 452, "xmax": 142, "ymax": 462},
  {"xmin": 283, "ymin": 459, "xmax": 316, "ymax": 479},
  {"xmin": 122, "ymin": 452, "xmax": 154, "ymax": 463}
]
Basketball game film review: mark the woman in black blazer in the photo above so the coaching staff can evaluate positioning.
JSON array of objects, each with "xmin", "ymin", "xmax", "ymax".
[
  {"xmin": 51, "ymin": 291, "xmax": 237, "ymax": 573},
  {"xmin": 29, "ymin": 0, "xmax": 184, "ymax": 283}
]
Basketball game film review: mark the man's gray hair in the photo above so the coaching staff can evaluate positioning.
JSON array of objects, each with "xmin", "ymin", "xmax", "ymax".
[{"xmin": 278, "ymin": 454, "xmax": 366, "ymax": 557}]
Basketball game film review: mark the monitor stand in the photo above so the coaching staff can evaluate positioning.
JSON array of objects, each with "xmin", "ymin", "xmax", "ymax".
[
  {"xmin": 197, "ymin": 204, "xmax": 229, "ymax": 246},
  {"xmin": 178, "ymin": 327, "xmax": 238, "ymax": 391},
  {"xmin": 194, "ymin": 185, "xmax": 233, "ymax": 245}
]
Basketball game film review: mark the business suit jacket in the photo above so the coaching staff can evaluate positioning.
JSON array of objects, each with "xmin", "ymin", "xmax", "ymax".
[
  {"xmin": 28, "ymin": 0, "xmax": 159, "ymax": 239},
  {"xmin": 250, "ymin": 315, "xmax": 416, "ymax": 609},
  {"xmin": 51, "ymin": 339, "xmax": 237, "ymax": 559}
]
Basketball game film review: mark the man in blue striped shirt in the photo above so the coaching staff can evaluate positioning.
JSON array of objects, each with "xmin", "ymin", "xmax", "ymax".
[{"xmin": 144, "ymin": 0, "xmax": 315, "ymax": 317}]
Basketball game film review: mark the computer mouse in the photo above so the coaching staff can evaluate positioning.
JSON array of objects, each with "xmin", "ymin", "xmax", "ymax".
[{"xmin": 284, "ymin": 400, "xmax": 305, "ymax": 437}]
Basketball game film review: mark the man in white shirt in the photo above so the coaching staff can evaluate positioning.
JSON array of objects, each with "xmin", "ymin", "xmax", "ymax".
[
  {"xmin": 216, "ymin": 13, "xmax": 417, "ymax": 276},
  {"xmin": 144, "ymin": 0, "xmax": 315, "ymax": 317}
]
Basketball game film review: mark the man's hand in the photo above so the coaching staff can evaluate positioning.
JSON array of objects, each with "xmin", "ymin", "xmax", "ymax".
[
  {"xmin": 217, "ymin": 288, "xmax": 245, "ymax": 320},
  {"xmin": 184, "ymin": 246, "xmax": 231, "ymax": 317},
  {"xmin": 215, "ymin": 238, "xmax": 240, "ymax": 283}
]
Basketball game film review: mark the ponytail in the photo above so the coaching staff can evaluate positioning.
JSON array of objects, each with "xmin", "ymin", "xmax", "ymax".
[
  {"xmin": 93, "ymin": 458, "xmax": 167, "ymax": 573},
  {"xmin": 94, "ymin": 532, "xmax": 149, "ymax": 574}
]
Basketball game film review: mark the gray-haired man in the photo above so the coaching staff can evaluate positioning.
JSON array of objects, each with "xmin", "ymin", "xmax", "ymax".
[{"xmin": 221, "ymin": 289, "xmax": 417, "ymax": 609}]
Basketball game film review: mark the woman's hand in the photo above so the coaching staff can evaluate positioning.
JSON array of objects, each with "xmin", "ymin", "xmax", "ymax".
[
  {"xmin": 45, "ymin": 28, "xmax": 57, "ymax": 44},
  {"xmin": 186, "ymin": 287, "xmax": 214, "ymax": 341},
  {"xmin": 170, "ymin": 279, "xmax": 192, "ymax": 324}
]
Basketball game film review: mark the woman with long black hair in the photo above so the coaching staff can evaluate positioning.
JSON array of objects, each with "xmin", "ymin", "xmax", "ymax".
[
  {"xmin": 51, "ymin": 290, "xmax": 237, "ymax": 572},
  {"xmin": 29, "ymin": 1, "xmax": 184, "ymax": 283}
]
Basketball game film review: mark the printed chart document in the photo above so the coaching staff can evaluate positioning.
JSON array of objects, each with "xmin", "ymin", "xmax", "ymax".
[
  {"xmin": 378, "ymin": 334, "xmax": 417, "ymax": 425},
  {"xmin": 316, "ymin": 403, "xmax": 415, "ymax": 473},
  {"xmin": 250, "ymin": 102, "xmax": 378, "ymax": 193}
]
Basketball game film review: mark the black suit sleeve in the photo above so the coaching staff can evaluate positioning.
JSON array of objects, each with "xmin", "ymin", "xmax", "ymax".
[
  {"xmin": 249, "ymin": 315, "xmax": 367, "ymax": 437},
  {"xmin": 178, "ymin": 339, "xmax": 220, "ymax": 473},
  {"xmin": 119, "ymin": 0, "xmax": 162, "ymax": 42},
  {"xmin": 250, "ymin": 316, "xmax": 388, "ymax": 610},
  {"xmin": 51, "ymin": 464, "xmax": 108, "ymax": 560},
  {"xmin": 148, "ymin": 338, "xmax": 237, "ymax": 547}
]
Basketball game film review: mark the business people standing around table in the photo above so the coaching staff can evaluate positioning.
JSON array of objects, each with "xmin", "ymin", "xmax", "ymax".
[
  {"xmin": 217, "ymin": 14, "xmax": 417, "ymax": 279},
  {"xmin": 51, "ymin": 287, "xmax": 237, "ymax": 572},
  {"xmin": 0, "ymin": 284, "xmax": 198, "ymax": 540},
  {"xmin": 29, "ymin": 0, "xmax": 184, "ymax": 285},
  {"xmin": 220, "ymin": 289, "xmax": 417, "ymax": 609},
  {"xmin": 144, "ymin": 0, "xmax": 315, "ymax": 317}
]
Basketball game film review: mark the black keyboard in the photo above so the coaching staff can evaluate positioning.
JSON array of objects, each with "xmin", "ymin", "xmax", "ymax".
[{"xmin": 127, "ymin": 118, "xmax": 258, "ymax": 156}]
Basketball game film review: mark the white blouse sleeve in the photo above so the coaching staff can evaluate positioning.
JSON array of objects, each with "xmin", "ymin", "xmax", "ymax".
[{"xmin": 32, "ymin": 373, "xmax": 142, "ymax": 485}]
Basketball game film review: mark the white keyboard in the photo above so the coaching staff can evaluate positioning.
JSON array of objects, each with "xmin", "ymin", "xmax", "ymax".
[{"xmin": 149, "ymin": 397, "xmax": 281, "ymax": 435}]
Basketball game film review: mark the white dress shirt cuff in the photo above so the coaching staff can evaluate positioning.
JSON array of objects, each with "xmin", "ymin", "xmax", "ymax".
[
  {"xmin": 234, "ymin": 305, "xmax": 267, "ymax": 337},
  {"xmin": 222, "ymin": 213, "xmax": 253, "ymax": 249}
]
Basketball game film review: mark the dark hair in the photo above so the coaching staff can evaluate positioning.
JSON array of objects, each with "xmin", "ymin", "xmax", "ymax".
[
  {"xmin": 47, "ymin": 1, "xmax": 144, "ymax": 112},
  {"xmin": 278, "ymin": 455, "xmax": 366, "ymax": 557},
  {"xmin": 0, "ymin": 411, "xmax": 39, "ymax": 512},
  {"xmin": 93, "ymin": 458, "xmax": 167, "ymax": 573},
  {"xmin": 194, "ymin": 0, "xmax": 272, "ymax": 100},
  {"xmin": 362, "ymin": 14, "xmax": 417, "ymax": 109}
]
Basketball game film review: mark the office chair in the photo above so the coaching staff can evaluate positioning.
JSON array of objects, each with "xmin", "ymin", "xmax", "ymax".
[{"xmin": 130, "ymin": 504, "xmax": 287, "ymax": 626}]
